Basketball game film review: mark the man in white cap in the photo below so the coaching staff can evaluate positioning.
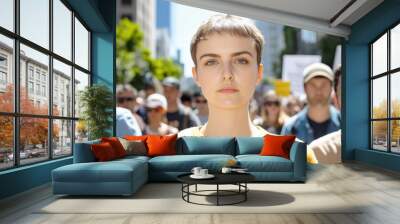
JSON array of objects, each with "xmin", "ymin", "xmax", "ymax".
[
  {"xmin": 144, "ymin": 93, "xmax": 178, "ymax": 135},
  {"xmin": 308, "ymin": 66, "xmax": 342, "ymax": 164},
  {"xmin": 281, "ymin": 62, "xmax": 340, "ymax": 163}
]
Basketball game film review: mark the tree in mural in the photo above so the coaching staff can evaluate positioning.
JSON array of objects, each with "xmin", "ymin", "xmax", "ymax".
[
  {"xmin": 0, "ymin": 84, "xmax": 59, "ymax": 151},
  {"xmin": 318, "ymin": 35, "xmax": 342, "ymax": 67},
  {"xmin": 116, "ymin": 18, "xmax": 182, "ymax": 89}
]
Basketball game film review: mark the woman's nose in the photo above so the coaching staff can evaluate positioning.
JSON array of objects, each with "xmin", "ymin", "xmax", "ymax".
[{"xmin": 222, "ymin": 62, "xmax": 234, "ymax": 81}]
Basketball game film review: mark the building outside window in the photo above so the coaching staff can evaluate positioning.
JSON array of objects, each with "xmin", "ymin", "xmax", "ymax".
[
  {"xmin": 0, "ymin": 0, "xmax": 91, "ymax": 171},
  {"xmin": 28, "ymin": 67, "xmax": 34, "ymax": 80},
  {"xmin": 0, "ymin": 54, "xmax": 7, "ymax": 67},
  {"xmin": 0, "ymin": 71, "xmax": 7, "ymax": 88},
  {"xmin": 370, "ymin": 23, "xmax": 400, "ymax": 154},
  {"xmin": 35, "ymin": 70, "xmax": 40, "ymax": 81},
  {"xmin": 28, "ymin": 81, "xmax": 34, "ymax": 94},
  {"xmin": 41, "ymin": 85, "xmax": 46, "ymax": 97},
  {"xmin": 41, "ymin": 73, "xmax": 46, "ymax": 83},
  {"xmin": 36, "ymin": 83, "xmax": 40, "ymax": 95},
  {"xmin": 0, "ymin": 54, "xmax": 7, "ymax": 89},
  {"xmin": 0, "ymin": 71, "xmax": 6, "ymax": 82}
]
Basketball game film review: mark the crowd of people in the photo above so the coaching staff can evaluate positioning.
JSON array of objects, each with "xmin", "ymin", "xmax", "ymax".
[
  {"xmin": 116, "ymin": 61, "xmax": 342, "ymax": 164},
  {"xmin": 116, "ymin": 76, "xmax": 202, "ymax": 137}
]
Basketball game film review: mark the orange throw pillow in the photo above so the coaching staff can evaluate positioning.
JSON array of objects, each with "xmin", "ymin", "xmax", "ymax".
[
  {"xmin": 91, "ymin": 142, "xmax": 117, "ymax": 161},
  {"xmin": 146, "ymin": 134, "xmax": 177, "ymax": 157},
  {"xmin": 101, "ymin": 137, "xmax": 126, "ymax": 158},
  {"xmin": 124, "ymin": 135, "xmax": 148, "ymax": 142},
  {"xmin": 260, "ymin": 134, "xmax": 296, "ymax": 159}
]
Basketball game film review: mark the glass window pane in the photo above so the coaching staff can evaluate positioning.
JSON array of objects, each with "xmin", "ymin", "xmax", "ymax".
[
  {"xmin": 53, "ymin": 119, "xmax": 72, "ymax": 158},
  {"xmin": 391, "ymin": 24, "xmax": 400, "ymax": 70},
  {"xmin": 372, "ymin": 77, "xmax": 387, "ymax": 119},
  {"xmin": 372, "ymin": 33, "xmax": 387, "ymax": 76},
  {"xmin": 0, "ymin": 0, "xmax": 14, "ymax": 31},
  {"xmin": 0, "ymin": 34, "xmax": 14, "ymax": 112},
  {"xmin": 0, "ymin": 116, "xmax": 14, "ymax": 170},
  {"xmin": 372, "ymin": 121, "xmax": 388, "ymax": 151},
  {"xmin": 75, "ymin": 17, "xmax": 89, "ymax": 70},
  {"xmin": 20, "ymin": 117, "xmax": 49, "ymax": 165},
  {"xmin": 75, "ymin": 120, "xmax": 88, "ymax": 143},
  {"xmin": 391, "ymin": 72, "xmax": 400, "ymax": 118},
  {"xmin": 391, "ymin": 120, "xmax": 400, "ymax": 153},
  {"xmin": 53, "ymin": 59, "xmax": 72, "ymax": 117},
  {"xmin": 20, "ymin": 44, "xmax": 49, "ymax": 115},
  {"xmin": 53, "ymin": 0, "xmax": 72, "ymax": 60},
  {"xmin": 20, "ymin": 0, "xmax": 49, "ymax": 49},
  {"xmin": 74, "ymin": 69, "xmax": 89, "ymax": 118}
]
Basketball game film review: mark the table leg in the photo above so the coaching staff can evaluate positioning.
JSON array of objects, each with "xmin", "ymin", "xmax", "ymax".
[
  {"xmin": 187, "ymin": 184, "xmax": 190, "ymax": 202},
  {"xmin": 195, "ymin": 184, "xmax": 197, "ymax": 192},
  {"xmin": 217, "ymin": 184, "xmax": 219, "ymax": 206},
  {"xmin": 245, "ymin": 183, "xmax": 247, "ymax": 201},
  {"xmin": 181, "ymin": 184, "xmax": 183, "ymax": 199}
]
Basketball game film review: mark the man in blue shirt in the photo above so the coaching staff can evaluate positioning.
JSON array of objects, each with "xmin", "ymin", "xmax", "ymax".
[
  {"xmin": 281, "ymin": 63, "xmax": 340, "ymax": 145},
  {"xmin": 116, "ymin": 84, "xmax": 143, "ymax": 137}
]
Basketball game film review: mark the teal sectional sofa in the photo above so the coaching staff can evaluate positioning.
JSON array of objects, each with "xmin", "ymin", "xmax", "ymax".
[{"xmin": 52, "ymin": 136, "xmax": 306, "ymax": 196}]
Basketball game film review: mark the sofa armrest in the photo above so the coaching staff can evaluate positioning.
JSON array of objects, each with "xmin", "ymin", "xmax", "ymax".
[
  {"xmin": 289, "ymin": 140, "xmax": 307, "ymax": 181},
  {"xmin": 73, "ymin": 140, "xmax": 100, "ymax": 163}
]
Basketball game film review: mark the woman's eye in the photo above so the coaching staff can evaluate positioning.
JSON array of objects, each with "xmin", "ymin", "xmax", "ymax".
[
  {"xmin": 205, "ymin": 60, "xmax": 217, "ymax": 66},
  {"xmin": 235, "ymin": 58, "xmax": 249, "ymax": 64}
]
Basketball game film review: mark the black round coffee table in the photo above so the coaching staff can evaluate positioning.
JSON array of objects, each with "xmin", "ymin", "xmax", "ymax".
[{"xmin": 177, "ymin": 172, "xmax": 255, "ymax": 206}]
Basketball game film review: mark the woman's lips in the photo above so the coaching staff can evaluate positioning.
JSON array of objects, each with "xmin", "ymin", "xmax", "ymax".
[{"xmin": 218, "ymin": 88, "xmax": 239, "ymax": 93}]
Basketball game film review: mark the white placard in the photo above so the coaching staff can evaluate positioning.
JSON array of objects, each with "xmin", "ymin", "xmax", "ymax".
[{"xmin": 282, "ymin": 55, "xmax": 321, "ymax": 96}]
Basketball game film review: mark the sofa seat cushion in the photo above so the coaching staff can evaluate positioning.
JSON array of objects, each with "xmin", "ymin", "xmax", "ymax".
[
  {"xmin": 236, "ymin": 155, "xmax": 293, "ymax": 172},
  {"xmin": 52, "ymin": 158, "xmax": 147, "ymax": 183},
  {"xmin": 116, "ymin": 155, "xmax": 150, "ymax": 163},
  {"xmin": 149, "ymin": 154, "xmax": 235, "ymax": 172}
]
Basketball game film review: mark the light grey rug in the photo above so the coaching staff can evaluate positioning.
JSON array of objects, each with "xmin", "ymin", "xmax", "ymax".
[{"xmin": 38, "ymin": 183, "xmax": 362, "ymax": 214}]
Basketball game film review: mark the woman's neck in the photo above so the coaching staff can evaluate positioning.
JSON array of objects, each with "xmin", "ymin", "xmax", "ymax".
[
  {"xmin": 148, "ymin": 120, "xmax": 162, "ymax": 130},
  {"xmin": 265, "ymin": 113, "xmax": 279, "ymax": 126},
  {"xmin": 307, "ymin": 104, "xmax": 330, "ymax": 123},
  {"xmin": 200, "ymin": 106, "xmax": 258, "ymax": 137}
]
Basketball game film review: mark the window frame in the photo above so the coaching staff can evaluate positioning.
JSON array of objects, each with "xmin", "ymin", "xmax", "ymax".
[
  {"xmin": 0, "ymin": 0, "xmax": 92, "ymax": 171},
  {"xmin": 370, "ymin": 20, "xmax": 400, "ymax": 154}
]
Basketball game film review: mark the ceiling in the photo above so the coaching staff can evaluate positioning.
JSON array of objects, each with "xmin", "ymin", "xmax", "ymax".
[{"xmin": 171, "ymin": 0, "xmax": 384, "ymax": 38}]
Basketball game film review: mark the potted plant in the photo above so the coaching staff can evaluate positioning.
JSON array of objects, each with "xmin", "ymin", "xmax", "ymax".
[{"xmin": 79, "ymin": 84, "xmax": 114, "ymax": 140}]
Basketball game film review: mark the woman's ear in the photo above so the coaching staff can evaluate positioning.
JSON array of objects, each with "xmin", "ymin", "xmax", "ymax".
[
  {"xmin": 256, "ymin": 64, "xmax": 264, "ymax": 84},
  {"xmin": 192, "ymin": 67, "xmax": 200, "ymax": 85}
]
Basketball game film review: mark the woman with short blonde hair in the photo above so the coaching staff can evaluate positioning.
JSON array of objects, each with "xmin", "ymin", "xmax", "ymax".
[{"xmin": 178, "ymin": 15, "xmax": 269, "ymax": 137}]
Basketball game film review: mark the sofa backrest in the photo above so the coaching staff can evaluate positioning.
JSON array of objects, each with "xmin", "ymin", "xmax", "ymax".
[
  {"xmin": 73, "ymin": 139, "xmax": 100, "ymax": 163},
  {"xmin": 235, "ymin": 137, "xmax": 264, "ymax": 155},
  {"xmin": 176, "ymin": 136, "xmax": 236, "ymax": 155}
]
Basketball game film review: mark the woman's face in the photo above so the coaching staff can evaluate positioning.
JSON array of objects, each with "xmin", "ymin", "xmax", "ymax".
[
  {"xmin": 263, "ymin": 100, "xmax": 280, "ymax": 117},
  {"xmin": 192, "ymin": 33, "xmax": 262, "ymax": 110},
  {"xmin": 147, "ymin": 107, "xmax": 164, "ymax": 122}
]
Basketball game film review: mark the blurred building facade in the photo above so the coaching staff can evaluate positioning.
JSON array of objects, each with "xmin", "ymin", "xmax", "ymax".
[
  {"xmin": 116, "ymin": 0, "xmax": 156, "ymax": 55},
  {"xmin": 256, "ymin": 21, "xmax": 285, "ymax": 78}
]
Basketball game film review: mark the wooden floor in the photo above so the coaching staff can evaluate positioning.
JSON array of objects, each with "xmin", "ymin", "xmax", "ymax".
[{"xmin": 1, "ymin": 162, "xmax": 400, "ymax": 224}]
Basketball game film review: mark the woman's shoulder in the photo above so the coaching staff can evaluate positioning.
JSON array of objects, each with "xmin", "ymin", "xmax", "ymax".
[
  {"xmin": 178, "ymin": 125, "xmax": 270, "ymax": 137},
  {"xmin": 177, "ymin": 126, "xmax": 203, "ymax": 137},
  {"xmin": 254, "ymin": 125, "xmax": 270, "ymax": 137},
  {"xmin": 159, "ymin": 123, "xmax": 178, "ymax": 135}
]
